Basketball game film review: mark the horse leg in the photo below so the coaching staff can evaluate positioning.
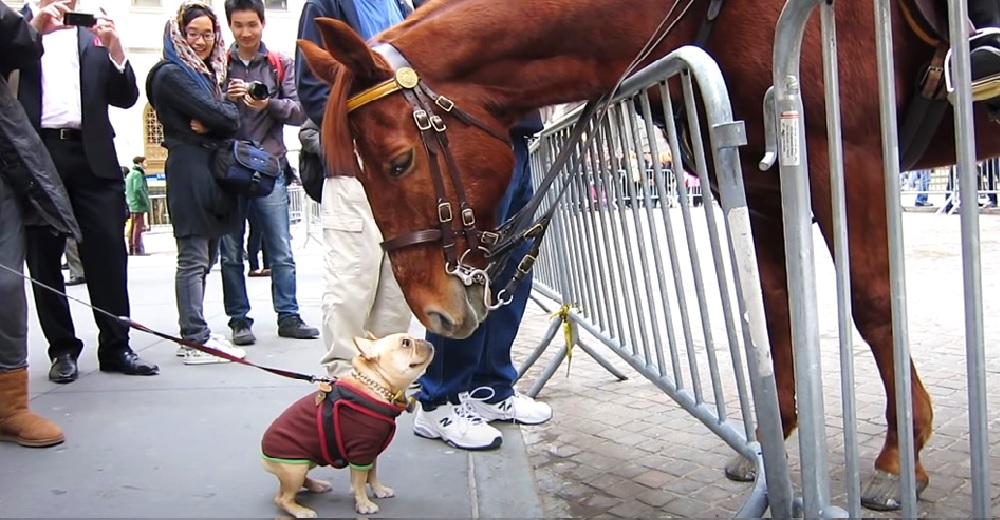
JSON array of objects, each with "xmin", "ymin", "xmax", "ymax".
[
  {"xmin": 724, "ymin": 203, "xmax": 799, "ymax": 482},
  {"xmin": 808, "ymin": 149, "xmax": 934, "ymax": 512}
]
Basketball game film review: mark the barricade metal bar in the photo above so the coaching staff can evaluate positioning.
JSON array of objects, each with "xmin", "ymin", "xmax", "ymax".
[
  {"xmin": 818, "ymin": 2, "xmax": 862, "ymax": 517},
  {"xmin": 771, "ymin": 0, "xmax": 835, "ymax": 516},
  {"xmin": 872, "ymin": 0, "xmax": 919, "ymax": 516},
  {"xmin": 945, "ymin": 0, "xmax": 992, "ymax": 516}
]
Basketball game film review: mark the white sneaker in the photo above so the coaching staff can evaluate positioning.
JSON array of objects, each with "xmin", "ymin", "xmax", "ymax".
[
  {"xmin": 412, "ymin": 401, "xmax": 503, "ymax": 451},
  {"xmin": 461, "ymin": 387, "xmax": 553, "ymax": 425},
  {"xmin": 182, "ymin": 335, "xmax": 247, "ymax": 366}
]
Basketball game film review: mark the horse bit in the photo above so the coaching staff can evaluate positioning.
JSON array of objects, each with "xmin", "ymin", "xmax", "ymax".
[{"xmin": 344, "ymin": 42, "xmax": 528, "ymax": 310}]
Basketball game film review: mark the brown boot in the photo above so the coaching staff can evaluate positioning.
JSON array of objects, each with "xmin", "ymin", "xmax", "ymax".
[{"xmin": 0, "ymin": 368, "xmax": 65, "ymax": 448}]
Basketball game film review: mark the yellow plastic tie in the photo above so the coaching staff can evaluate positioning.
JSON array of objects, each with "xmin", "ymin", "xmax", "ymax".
[{"xmin": 550, "ymin": 304, "xmax": 576, "ymax": 377}]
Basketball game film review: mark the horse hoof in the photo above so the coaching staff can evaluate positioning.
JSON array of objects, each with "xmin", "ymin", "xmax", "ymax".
[
  {"xmin": 724, "ymin": 454, "xmax": 756, "ymax": 482},
  {"xmin": 860, "ymin": 470, "xmax": 929, "ymax": 512}
]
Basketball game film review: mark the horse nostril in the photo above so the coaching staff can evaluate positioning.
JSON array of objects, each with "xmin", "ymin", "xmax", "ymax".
[{"xmin": 427, "ymin": 311, "xmax": 455, "ymax": 335}]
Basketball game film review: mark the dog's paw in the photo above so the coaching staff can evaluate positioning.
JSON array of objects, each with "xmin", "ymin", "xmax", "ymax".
[
  {"xmin": 371, "ymin": 484, "xmax": 394, "ymax": 498},
  {"xmin": 355, "ymin": 499, "xmax": 379, "ymax": 515},
  {"xmin": 304, "ymin": 478, "xmax": 332, "ymax": 493},
  {"xmin": 288, "ymin": 507, "xmax": 318, "ymax": 519}
]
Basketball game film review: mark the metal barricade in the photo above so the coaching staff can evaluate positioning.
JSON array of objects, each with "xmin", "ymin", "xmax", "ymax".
[
  {"xmin": 521, "ymin": 46, "xmax": 794, "ymax": 518},
  {"xmin": 768, "ymin": 0, "xmax": 992, "ymax": 517}
]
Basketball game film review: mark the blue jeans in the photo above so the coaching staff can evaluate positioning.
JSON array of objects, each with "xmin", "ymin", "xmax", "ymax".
[
  {"xmin": 914, "ymin": 169, "xmax": 930, "ymax": 205},
  {"xmin": 418, "ymin": 133, "xmax": 535, "ymax": 408},
  {"xmin": 220, "ymin": 173, "xmax": 299, "ymax": 327}
]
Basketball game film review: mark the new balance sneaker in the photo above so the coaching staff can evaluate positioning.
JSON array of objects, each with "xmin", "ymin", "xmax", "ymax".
[
  {"xmin": 412, "ymin": 401, "xmax": 503, "ymax": 451},
  {"xmin": 182, "ymin": 334, "xmax": 247, "ymax": 366},
  {"xmin": 461, "ymin": 387, "xmax": 553, "ymax": 425}
]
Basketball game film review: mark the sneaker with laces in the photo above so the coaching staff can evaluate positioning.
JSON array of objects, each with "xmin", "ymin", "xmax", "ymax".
[
  {"xmin": 182, "ymin": 335, "xmax": 247, "ymax": 366},
  {"xmin": 461, "ymin": 387, "xmax": 553, "ymax": 425},
  {"xmin": 412, "ymin": 401, "xmax": 502, "ymax": 451}
]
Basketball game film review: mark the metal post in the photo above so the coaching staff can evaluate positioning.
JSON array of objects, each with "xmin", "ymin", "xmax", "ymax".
[
  {"xmin": 771, "ymin": 0, "xmax": 835, "ymax": 516},
  {"xmin": 945, "ymin": 0, "xmax": 991, "ymax": 516},
  {"xmin": 872, "ymin": 0, "xmax": 918, "ymax": 516}
]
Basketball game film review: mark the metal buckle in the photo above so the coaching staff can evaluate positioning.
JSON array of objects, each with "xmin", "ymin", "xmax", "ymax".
[
  {"xmin": 413, "ymin": 109, "xmax": 432, "ymax": 131},
  {"xmin": 437, "ymin": 202, "xmax": 453, "ymax": 223},
  {"xmin": 461, "ymin": 208, "xmax": 476, "ymax": 227},
  {"xmin": 516, "ymin": 254, "xmax": 537, "ymax": 274},
  {"xmin": 59, "ymin": 128, "xmax": 73, "ymax": 140},
  {"xmin": 479, "ymin": 231, "xmax": 499, "ymax": 245},
  {"xmin": 430, "ymin": 115, "xmax": 447, "ymax": 132},
  {"xmin": 435, "ymin": 96, "xmax": 454, "ymax": 112}
]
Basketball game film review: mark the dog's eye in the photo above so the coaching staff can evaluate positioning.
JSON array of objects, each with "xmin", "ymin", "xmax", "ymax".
[{"xmin": 402, "ymin": 338, "xmax": 412, "ymax": 348}]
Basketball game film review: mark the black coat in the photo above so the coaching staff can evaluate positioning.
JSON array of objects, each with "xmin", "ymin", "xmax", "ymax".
[
  {"xmin": 146, "ymin": 62, "xmax": 244, "ymax": 239},
  {"xmin": 0, "ymin": 4, "xmax": 80, "ymax": 240},
  {"xmin": 16, "ymin": 6, "xmax": 139, "ymax": 181}
]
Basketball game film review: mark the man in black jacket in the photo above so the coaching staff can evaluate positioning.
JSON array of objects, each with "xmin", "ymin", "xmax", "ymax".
[
  {"xmin": 0, "ymin": 0, "xmax": 79, "ymax": 448},
  {"xmin": 18, "ymin": 0, "xmax": 158, "ymax": 383}
]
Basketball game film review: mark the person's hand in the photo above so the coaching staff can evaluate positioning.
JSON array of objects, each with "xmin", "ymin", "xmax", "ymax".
[
  {"xmin": 89, "ymin": 10, "xmax": 126, "ymax": 64},
  {"xmin": 243, "ymin": 94, "xmax": 269, "ymax": 111},
  {"xmin": 30, "ymin": 0, "xmax": 72, "ymax": 36},
  {"xmin": 190, "ymin": 120, "xmax": 208, "ymax": 134},
  {"xmin": 226, "ymin": 79, "xmax": 247, "ymax": 102}
]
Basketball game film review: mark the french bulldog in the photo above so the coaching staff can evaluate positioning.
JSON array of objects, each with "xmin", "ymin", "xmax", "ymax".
[{"xmin": 260, "ymin": 333, "xmax": 434, "ymax": 517}]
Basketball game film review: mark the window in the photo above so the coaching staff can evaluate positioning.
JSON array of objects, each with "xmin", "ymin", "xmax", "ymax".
[
  {"xmin": 131, "ymin": 0, "xmax": 161, "ymax": 6},
  {"xmin": 142, "ymin": 104, "xmax": 167, "ymax": 172},
  {"xmin": 264, "ymin": 0, "xmax": 287, "ymax": 10}
]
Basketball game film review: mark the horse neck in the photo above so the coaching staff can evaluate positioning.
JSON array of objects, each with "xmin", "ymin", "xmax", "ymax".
[{"xmin": 385, "ymin": 0, "xmax": 702, "ymax": 115}]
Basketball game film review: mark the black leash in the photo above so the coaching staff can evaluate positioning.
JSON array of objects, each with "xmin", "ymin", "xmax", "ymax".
[{"xmin": 0, "ymin": 261, "xmax": 332, "ymax": 384}]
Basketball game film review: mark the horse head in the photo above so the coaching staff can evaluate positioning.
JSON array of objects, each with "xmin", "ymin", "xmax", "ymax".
[{"xmin": 297, "ymin": 17, "xmax": 519, "ymax": 339}]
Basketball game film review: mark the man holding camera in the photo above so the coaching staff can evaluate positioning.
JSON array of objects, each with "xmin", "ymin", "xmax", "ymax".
[{"xmin": 219, "ymin": 0, "xmax": 318, "ymax": 346}]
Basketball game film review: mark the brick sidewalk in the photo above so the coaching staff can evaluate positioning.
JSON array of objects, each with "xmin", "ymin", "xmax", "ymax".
[{"xmin": 511, "ymin": 211, "xmax": 1000, "ymax": 518}]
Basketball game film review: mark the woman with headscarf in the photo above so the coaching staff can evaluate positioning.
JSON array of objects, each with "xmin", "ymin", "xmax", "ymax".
[{"xmin": 145, "ymin": 1, "xmax": 247, "ymax": 366}]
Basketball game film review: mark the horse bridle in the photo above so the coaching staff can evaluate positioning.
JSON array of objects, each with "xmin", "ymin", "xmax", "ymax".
[{"xmin": 346, "ymin": 43, "xmax": 524, "ymax": 309}]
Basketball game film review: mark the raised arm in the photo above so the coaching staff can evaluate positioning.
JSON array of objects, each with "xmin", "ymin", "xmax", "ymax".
[
  {"xmin": 265, "ymin": 54, "xmax": 306, "ymax": 126},
  {"xmin": 0, "ymin": 4, "xmax": 42, "ymax": 77}
]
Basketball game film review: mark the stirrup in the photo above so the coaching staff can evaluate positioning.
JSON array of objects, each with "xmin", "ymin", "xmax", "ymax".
[{"xmin": 945, "ymin": 27, "xmax": 1000, "ymax": 102}]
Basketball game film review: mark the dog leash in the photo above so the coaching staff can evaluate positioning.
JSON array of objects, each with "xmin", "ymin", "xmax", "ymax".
[{"xmin": 0, "ymin": 261, "xmax": 333, "ymax": 385}]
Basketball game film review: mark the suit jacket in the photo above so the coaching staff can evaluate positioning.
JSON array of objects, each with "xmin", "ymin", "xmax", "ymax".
[{"xmin": 17, "ymin": 6, "xmax": 139, "ymax": 181}]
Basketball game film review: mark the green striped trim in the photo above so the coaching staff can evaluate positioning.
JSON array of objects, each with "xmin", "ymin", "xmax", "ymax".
[
  {"xmin": 261, "ymin": 453, "xmax": 313, "ymax": 464},
  {"xmin": 348, "ymin": 462, "xmax": 373, "ymax": 471}
]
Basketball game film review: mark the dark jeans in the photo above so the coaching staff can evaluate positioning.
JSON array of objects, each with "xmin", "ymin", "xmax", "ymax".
[
  {"xmin": 0, "ymin": 174, "xmax": 28, "ymax": 372},
  {"xmin": 418, "ymin": 133, "xmax": 535, "ymax": 408}
]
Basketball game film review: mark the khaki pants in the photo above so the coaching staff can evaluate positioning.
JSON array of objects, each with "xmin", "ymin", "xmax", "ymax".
[{"xmin": 319, "ymin": 176, "xmax": 413, "ymax": 378}]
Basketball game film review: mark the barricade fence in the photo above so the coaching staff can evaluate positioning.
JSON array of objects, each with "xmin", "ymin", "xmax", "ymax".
[{"xmin": 521, "ymin": 46, "xmax": 795, "ymax": 518}]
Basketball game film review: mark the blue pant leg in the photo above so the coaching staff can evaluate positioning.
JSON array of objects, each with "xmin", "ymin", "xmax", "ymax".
[
  {"xmin": 246, "ymin": 208, "xmax": 263, "ymax": 271},
  {"xmin": 252, "ymin": 173, "xmax": 299, "ymax": 321},
  {"xmin": 418, "ymin": 133, "xmax": 535, "ymax": 408},
  {"xmin": 220, "ymin": 204, "xmax": 251, "ymax": 327}
]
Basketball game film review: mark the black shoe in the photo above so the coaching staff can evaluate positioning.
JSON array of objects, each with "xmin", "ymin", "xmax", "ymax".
[
  {"xmin": 65, "ymin": 276, "xmax": 86, "ymax": 286},
  {"xmin": 277, "ymin": 316, "xmax": 320, "ymax": 339},
  {"xmin": 98, "ymin": 349, "xmax": 159, "ymax": 376},
  {"xmin": 48, "ymin": 354, "xmax": 78, "ymax": 384},
  {"xmin": 231, "ymin": 319, "xmax": 257, "ymax": 346}
]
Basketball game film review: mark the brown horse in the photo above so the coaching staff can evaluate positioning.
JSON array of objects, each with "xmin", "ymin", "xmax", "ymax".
[{"xmin": 297, "ymin": 0, "xmax": 1000, "ymax": 511}]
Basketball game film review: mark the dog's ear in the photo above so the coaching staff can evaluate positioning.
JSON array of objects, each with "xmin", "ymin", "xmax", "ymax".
[
  {"xmin": 352, "ymin": 336, "xmax": 378, "ymax": 359},
  {"xmin": 365, "ymin": 331, "xmax": 378, "ymax": 340}
]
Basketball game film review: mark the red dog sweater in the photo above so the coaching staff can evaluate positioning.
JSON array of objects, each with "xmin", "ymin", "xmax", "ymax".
[{"xmin": 261, "ymin": 379, "xmax": 406, "ymax": 470}]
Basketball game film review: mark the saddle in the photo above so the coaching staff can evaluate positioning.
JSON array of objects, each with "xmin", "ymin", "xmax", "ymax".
[{"xmin": 895, "ymin": 0, "xmax": 977, "ymax": 171}]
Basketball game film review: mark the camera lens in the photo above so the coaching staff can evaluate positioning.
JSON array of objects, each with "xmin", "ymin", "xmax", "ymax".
[{"xmin": 247, "ymin": 81, "xmax": 269, "ymax": 101}]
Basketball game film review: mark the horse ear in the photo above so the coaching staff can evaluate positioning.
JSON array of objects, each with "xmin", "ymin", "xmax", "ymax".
[
  {"xmin": 313, "ymin": 17, "xmax": 384, "ymax": 81},
  {"xmin": 296, "ymin": 39, "xmax": 342, "ymax": 86}
]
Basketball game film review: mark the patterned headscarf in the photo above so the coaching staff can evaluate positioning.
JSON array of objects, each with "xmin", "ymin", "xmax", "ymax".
[{"xmin": 161, "ymin": 1, "xmax": 227, "ymax": 98}]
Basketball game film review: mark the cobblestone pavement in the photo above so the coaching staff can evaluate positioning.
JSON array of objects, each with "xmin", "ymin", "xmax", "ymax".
[{"xmin": 509, "ymin": 210, "xmax": 1000, "ymax": 518}]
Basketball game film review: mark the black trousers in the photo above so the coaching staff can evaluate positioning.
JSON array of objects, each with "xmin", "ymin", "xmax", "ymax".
[
  {"xmin": 970, "ymin": 0, "xmax": 1000, "ymax": 28},
  {"xmin": 25, "ymin": 134, "xmax": 131, "ymax": 360}
]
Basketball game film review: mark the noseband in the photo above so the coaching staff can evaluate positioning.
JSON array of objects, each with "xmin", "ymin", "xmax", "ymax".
[{"xmin": 346, "ymin": 43, "xmax": 515, "ymax": 307}]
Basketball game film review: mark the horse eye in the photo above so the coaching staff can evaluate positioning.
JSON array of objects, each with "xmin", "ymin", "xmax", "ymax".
[{"xmin": 388, "ymin": 150, "xmax": 414, "ymax": 178}]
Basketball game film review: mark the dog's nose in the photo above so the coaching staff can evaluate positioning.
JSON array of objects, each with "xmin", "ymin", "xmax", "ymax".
[{"xmin": 426, "ymin": 311, "xmax": 455, "ymax": 336}]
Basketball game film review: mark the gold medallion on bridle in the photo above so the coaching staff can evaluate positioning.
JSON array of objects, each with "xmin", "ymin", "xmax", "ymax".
[{"xmin": 395, "ymin": 67, "xmax": 420, "ymax": 89}]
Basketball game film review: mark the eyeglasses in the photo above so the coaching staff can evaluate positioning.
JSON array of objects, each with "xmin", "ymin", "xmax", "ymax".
[{"xmin": 185, "ymin": 32, "xmax": 217, "ymax": 42}]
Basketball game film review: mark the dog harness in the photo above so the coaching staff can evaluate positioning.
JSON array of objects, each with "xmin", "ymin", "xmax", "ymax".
[{"xmin": 260, "ymin": 379, "xmax": 406, "ymax": 470}]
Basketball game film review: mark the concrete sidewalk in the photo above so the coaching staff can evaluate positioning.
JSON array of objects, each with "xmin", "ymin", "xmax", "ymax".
[{"xmin": 0, "ymin": 229, "xmax": 542, "ymax": 518}]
